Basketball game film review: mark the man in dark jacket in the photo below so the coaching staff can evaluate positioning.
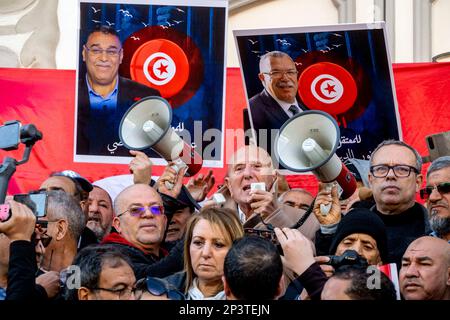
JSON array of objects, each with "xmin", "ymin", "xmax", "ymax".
[
  {"xmin": 76, "ymin": 25, "xmax": 160, "ymax": 156},
  {"xmin": 247, "ymin": 51, "xmax": 307, "ymax": 156}
]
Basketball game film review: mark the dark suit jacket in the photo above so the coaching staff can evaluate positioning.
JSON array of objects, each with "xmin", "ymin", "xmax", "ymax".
[
  {"xmin": 76, "ymin": 76, "xmax": 160, "ymax": 156},
  {"xmin": 247, "ymin": 89, "xmax": 307, "ymax": 156}
]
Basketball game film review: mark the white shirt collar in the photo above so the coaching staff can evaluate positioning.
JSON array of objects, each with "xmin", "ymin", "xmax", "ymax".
[{"xmin": 265, "ymin": 89, "xmax": 300, "ymax": 116}]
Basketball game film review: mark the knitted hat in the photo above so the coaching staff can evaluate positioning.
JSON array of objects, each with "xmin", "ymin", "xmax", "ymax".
[{"xmin": 329, "ymin": 208, "xmax": 388, "ymax": 263}]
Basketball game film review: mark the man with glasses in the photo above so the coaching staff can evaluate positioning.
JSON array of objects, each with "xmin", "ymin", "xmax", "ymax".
[
  {"xmin": 419, "ymin": 156, "xmax": 450, "ymax": 243},
  {"xmin": 77, "ymin": 25, "xmax": 160, "ymax": 155},
  {"xmin": 367, "ymin": 140, "xmax": 431, "ymax": 266},
  {"xmin": 247, "ymin": 51, "xmax": 307, "ymax": 155},
  {"xmin": 101, "ymin": 184, "xmax": 169, "ymax": 279},
  {"xmin": 66, "ymin": 244, "xmax": 136, "ymax": 300}
]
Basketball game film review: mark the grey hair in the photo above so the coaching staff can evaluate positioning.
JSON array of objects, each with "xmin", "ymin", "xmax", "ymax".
[
  {"xmin": 259, "ymin": 51, "xmax": 292, "ymax": 73},
  {"xmin": 369, "ymin": 140, "xmax": 423, "ymax": 172},
  {"xmin": 427, "ymin": 156, "xmax": 450, "ymax": 178},
  {"xmin": 47, "ymin": 190, "xmax": 86, "ymax": 241}
]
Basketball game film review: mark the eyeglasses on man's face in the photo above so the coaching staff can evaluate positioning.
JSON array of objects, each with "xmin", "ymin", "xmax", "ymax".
[
  {"xmin": 370, "ymin": 164, "xmax": 418, "ymax": 178},
  {"xmin": 91, "ymin": 285, "xmax": 135, "ymax": 300},
  {"xmin": 420, "ymin": 182, "xmax": 450, "ymax": 200},
  {"xmin": 262, "ymin": 69, "xmax": 298, "ymax": 79},
  {"xmin": 84, "ymin": 45, "xmax": 122, "ymax": 57},
  {"xmin": 117, "ymin": 205, "xmax": 164, "ymax": 218}
]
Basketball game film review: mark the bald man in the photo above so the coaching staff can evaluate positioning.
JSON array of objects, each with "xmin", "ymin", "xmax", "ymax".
[
  {"xmin": 399, "ymin": 236, "xmax": 450, "ymax": 300},
  {"xmin": 101, "ymin": 184, "xmax": 169, "ymax": 279}
]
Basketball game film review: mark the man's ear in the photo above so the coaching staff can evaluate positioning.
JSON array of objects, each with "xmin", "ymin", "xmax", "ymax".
[
  {"xmin": 78, "ymin": 287, "xmax": 91, "ymax": 300},
  {"xmin": 415, "ymin": 173, "xmax": 423, "ymax": 192},
  {"xmin": 55, "ymin": 220, "xmax": 69, "ymax": 241},
  {"xmin": 224, "ymin": 177, "xmax": 233, "ymax": 198},
  {"xmin": 112, "ymin": 216, "xmax": 121, "ymax": 233},
  {"xmin": 119, "ymin": 49, "xmax": 124, "ymax": 64},
  {"xmin": 82, "ymin": 46, "xmax": 87, "ymax": 62},
  {"xmin": 275, "ymin": 274, "xmax": 286, "ymax": 299},
  {"xmin": 259, "ymin": 72, "xmax": 267, "ymax": 82},
  {"xmin": 222, "ymin": 275, "xmax": 232, "ymax": 299},
  {"xmin": 368, "ymin": 173, "xmax": 374, "ymax": 188}
]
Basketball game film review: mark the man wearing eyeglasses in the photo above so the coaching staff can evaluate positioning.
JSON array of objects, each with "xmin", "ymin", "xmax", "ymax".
[
  {"xmin": 420, "ymin": 156, "xmax": 450, "ymax": 243},
  {"xmin": 77, "ymin": 25, "xmax": 160, "ymax": 156},
  {"xmin": 367, "ymin": 140, "xmax": 431, "ymax": 266},
  {"xmin": 246, "ymin": 51, "xmax": 307, "ymax": 156},
  {"xmin": 101, "ymin": 184, "xmax": 169, "ymax": 280}
]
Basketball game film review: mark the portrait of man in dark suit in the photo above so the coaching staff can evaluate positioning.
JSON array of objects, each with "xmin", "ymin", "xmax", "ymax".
[
  {"xmin": 76, "ymin": 25, "xmax": 160, "ymax": 157},
  {"xmin": 247, "ymin": 51, "xmax": 307, "ymax": 156}
]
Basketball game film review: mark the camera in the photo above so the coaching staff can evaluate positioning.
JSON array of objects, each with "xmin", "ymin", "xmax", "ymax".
[
  {"xmin": 325, "ymin": 249, "xmax": 369, "ymax": 269},
  {"xmin": 244, "ymin": 228, "xmax": 283, "ymax": 255},
  {"xmin": 0, "ymin": 190, "xmax": 48, "ymax": 222}
]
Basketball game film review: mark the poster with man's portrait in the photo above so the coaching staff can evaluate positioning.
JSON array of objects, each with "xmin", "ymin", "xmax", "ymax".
[
  {"xmin": 234, "ymin": 23, "xmax": 402, "ymax": 170},
  {"xmin": 74, "ymin": 0, "xmax": 227, "ymax": 167}
]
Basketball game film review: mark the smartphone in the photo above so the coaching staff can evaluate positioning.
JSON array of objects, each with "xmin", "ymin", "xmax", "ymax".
[
  {"xmin": 0, "ymin": 120, "xmax": 21, "ymax": 151},
  {"xmin": 250, "ymin": 182, "xmax": 266, "ymax": 191},
  {"xmin": 13, "ymin": 191, "xmax": 48, "ymax": 217}
]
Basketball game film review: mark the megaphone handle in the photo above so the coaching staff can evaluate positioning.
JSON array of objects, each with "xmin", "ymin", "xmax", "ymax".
[
  {"xmin": 164, "ymin": 158, "xmax": 187, "ymax": 190},
  {"xmin": 319, "ymin": 183, "xmax": 335, "ymax": 216},
  {"xmin": 320, "ymin": 203, "xmax": 331, "ymax": 216}
]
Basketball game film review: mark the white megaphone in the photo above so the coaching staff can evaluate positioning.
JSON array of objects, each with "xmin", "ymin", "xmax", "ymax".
[
  {"xmin": 275, "ymin": 110, "xmax": 357, "ymax": 213},
  {"xmin": 119, "ymin": 96, "xmax": 202, "ymax": 189}
]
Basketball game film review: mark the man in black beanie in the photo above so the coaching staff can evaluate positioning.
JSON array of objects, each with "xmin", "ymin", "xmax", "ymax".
[{"xmin": 329, "ymin": 207, "xmax": 388, "ymax": 266}]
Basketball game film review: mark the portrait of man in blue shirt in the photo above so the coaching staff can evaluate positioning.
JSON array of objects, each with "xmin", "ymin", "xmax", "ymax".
[{"xmin": 76, "ymin": 25, "xmax": 160, "ymax": 156}]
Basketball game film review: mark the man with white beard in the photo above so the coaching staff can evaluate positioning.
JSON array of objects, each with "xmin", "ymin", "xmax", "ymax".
[{"xmin": 420, "ymin": 156, "xmax": 450, "ymax": 242}]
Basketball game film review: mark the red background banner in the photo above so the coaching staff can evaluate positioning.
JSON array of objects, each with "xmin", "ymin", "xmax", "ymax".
[{"xmin": 1, "ymin": 63, "xmax": 449, "ymax": 197}]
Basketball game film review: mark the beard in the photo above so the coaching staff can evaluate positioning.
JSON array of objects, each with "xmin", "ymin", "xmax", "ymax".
[
  {"xmin": 87, "ymin": 222, "xmax": 108, "ymax": 241},
  {"xmin": 430, "ymin": 215, "xmax": 450, "ymax": 238}
]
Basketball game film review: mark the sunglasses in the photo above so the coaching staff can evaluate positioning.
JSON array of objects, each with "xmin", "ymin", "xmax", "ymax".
[
  {"xmin": 118, "ymin": 205, "xmax": 164, "ymax": 218},
  {"xmin": 420, "ymin": 182, "xmax": 450, "ymax": 200},
  {"xmin": 244, "ymin": 228, "xmax": 279, "ymax": 246},
  {"xmin": 135, "ymin": 277, "xmax": 185, "ymax": 300}
]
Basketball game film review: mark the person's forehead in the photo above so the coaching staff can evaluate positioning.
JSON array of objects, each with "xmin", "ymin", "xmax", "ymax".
[
  {"xmin": 99, "ymin": 263, "xmax": 135, "ymax": 285},
  {"xmin": 269, "ymin": 55, "xmax": 295, "ymax": 69},
  {"xmin": 231, "ymin": 147, "xmax": 272, "ymax": 166},
  {"xmin": 284, "ymin": 190, "xmax": 313, "ymax": 202},
  {"xmin": 342, "ymin": 233, "xmax": 377, "ymax": 244},
  {"xmin": 90, "ymin": 186, "xmax": 111, "ymax": 201},
  {"xmin": 121, "ymin": 186, "xmax": 162, "ymax": 205},
  {"xmin": 371, "ymin": 145, "xmax": 416, "ymax": 165},
  {"xmin": 40, "ymin": 176, "xmax": 76, "ymax": 192},
  {"xmin": 87, "ymin": 32, "xmax": 121, "ymax": 47},
  {"xmin": 192, "ymin": 219, "xmax": 225, "ymax": 238},
  {"xmin": 427, "ymin": 167, "xmax": 450, "ymax": 184}
]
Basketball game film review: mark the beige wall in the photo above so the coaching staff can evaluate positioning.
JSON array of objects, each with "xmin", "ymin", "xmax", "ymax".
[
  {"xmin": 432, "ymin": 0, "xmax": 450, "ymax": 60},
  {"xmin": 228, "ymin": 0, "xmax": 450, "ymax": 66},
  {"xmin": 228, "ymin": 0, "xmax": 338, "ymax": 67},
  {"xmin": 23, "ymin": 0, "xmax": 450, "ymax": 68}
]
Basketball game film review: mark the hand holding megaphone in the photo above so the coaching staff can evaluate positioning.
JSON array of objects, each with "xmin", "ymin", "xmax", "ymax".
[
  {"xmin": 313, "ymin": 182, "xmax": 342, "ymax": 226},
  {"xmin": 156, "ymin": 163, "xmax": 187, "ymax": 199},
  {"xmin": 119, "ymin": 96, "xmax": 203, "ymax": 191},
  {"xmin": 275, "ymin": 110, "xmax": 357, "ymax": 210}
]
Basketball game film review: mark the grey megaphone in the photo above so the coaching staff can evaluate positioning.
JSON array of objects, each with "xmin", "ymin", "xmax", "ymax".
[
  {"xmin": 119, "ymin": 96, "xmax": 202, "ymax": 189},
  {"xmin": 275, "ymin": 110, "xmax": 357, "ymax": 213}
]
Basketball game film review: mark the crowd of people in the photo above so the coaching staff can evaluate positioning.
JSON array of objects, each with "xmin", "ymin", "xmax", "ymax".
[
  {"xmin": 0, "ymin": 25, "xmax": 448, "ymax": 302},
  {"xmin": 0, "ymin": 140, "xmax": 449, "ymax": 301}
]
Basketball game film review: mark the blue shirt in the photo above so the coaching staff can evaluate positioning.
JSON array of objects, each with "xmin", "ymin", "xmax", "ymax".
[
  {"xmin": 86, "ymin": 75, "xmax": 119, "ymax": 112},
  {"xmin": 0, "ymin": 287, "xmax": 6, "ymax": 300}
]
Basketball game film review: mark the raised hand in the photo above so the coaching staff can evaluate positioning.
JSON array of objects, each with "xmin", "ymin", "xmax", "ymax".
[
  {"xmin": 129, "ymin": 150, "xmax": 153, "ymax": 185},
  {"xmin": 186, "ymin": 170, "xmax": 215, "ymax": 202}
]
